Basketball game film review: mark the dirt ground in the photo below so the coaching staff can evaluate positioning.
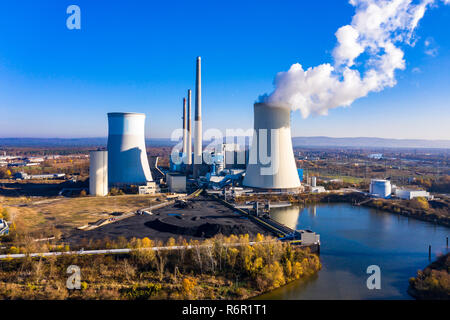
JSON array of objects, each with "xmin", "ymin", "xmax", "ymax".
[{"xmin": 1, "ymin": 194, "xmax": 160, "ymax": 237}]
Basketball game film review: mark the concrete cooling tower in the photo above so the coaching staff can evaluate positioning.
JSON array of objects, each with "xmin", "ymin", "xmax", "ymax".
[
  {"xmin": 107, "ymin": 112, "xmax": 153, "ymax": 186},
  {"xmin": 89, "ymin": 150, "xmax": 108, "ymax": 196},
  {"xmin": 243, "ymin": 103, "xmax": 300, "ymax": 190}
]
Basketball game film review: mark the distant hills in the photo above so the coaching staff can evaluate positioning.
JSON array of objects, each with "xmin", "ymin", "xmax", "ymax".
[
  {"xmin": 0, "ymin": 136, "xmax": 449, "ymax": 149},
  {"xmin": 290, "ymin": 136, "xmax": 450, "ymax": 149}
]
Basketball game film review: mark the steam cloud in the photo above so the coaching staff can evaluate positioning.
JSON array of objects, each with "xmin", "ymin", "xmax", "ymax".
[{"xmin": 260, "ymin": 0, "xmax": 448, "ymax": 118}]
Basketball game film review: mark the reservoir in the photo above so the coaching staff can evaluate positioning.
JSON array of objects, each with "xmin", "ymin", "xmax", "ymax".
[{"xmin": 258, "ymin": 203, "xmax": 449, "ymax": 299}]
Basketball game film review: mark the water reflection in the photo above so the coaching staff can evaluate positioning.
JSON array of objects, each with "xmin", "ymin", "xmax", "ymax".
[
  {"xmin": 269, "ymin": 206, "xmax": 300, "ymax": 230},
  {"xmin": 258, "ymin": 203, "xmax": 449, "ymax": 300}
]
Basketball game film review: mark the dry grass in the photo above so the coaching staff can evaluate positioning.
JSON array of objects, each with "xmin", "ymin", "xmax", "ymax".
[
  {"xmin": 0, "ymin": 234, "xmax": 321, "ymax": 300},
  {"xmin": 1, "ymin": 194, "xmax": 161, "ymax": 236}
]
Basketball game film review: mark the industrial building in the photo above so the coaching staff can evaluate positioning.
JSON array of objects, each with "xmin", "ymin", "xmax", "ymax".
[
  {"xmin": 166, "ymin": 172, "xmax": 187, "ymax": 193},
  {"xmin": 243, "ymin": 103, "xmax": 301, "ymax": 191},
  {"xmin": 370, "ymin": 179, "xmax": 392, "ymax": 198},
  {"xmin": 13, "ymin": 172, "xmax": 65, "ymax": 180},
  {"xmin": 138, "ymin": 181, "xmax": 158, "ymax": 195},
  {"xmin": 311, "ymin": 186, "xmax": 326, "ymax": 193},
  {"xmin": 89, "ymin": 150, "xmax": 108, "ymax": 196},
  {"xmin": 395, "ymin": 189, "xmax": 432, "ymax": 200}
]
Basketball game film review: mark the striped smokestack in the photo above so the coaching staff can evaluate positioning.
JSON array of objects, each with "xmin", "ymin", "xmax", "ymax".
[
  {"xmin": 182, "ymin": 97, "xmax": 187, "ymax": 155},
  {"xmin": 194, "ymin": 56, "xmax": 202, "ymax": 178}
]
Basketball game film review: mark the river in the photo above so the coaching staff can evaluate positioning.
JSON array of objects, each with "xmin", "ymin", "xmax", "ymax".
[{"xmin": 257, "ymin": 203, "xmax": 449, "ymax": 299}]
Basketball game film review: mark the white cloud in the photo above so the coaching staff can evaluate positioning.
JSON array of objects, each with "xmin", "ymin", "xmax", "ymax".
[
  {"xmin": 424, "ymin": 36, "xmax": 438, "ymax": 56},
  {"xmin": 260, "ymin": 0, "xmax": 447, "ymax": 118}
]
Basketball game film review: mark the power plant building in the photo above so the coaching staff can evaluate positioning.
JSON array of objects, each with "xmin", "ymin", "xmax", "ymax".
[
  {"xmin": 107, "ymin": 112, "xmax": 153, "ymax": 186},
  {"xmin": 166, "ymin": 172, "xmax": 187, "ymax": 193},
  {"xmin": 89, "ymin": 150, "xmax": 108, "ymax": 196},
  {"xmin": 395, "ymin": 189, "xmax": 432, "ymax": 200},
  {"xmin": 243, "ymin": 103, "xmax": 301, "ymax": 191}
]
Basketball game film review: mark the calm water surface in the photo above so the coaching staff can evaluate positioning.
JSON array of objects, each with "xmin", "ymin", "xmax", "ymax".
[{"xmin": 257, "ymin": 204, "xmax": 449, "ymax": 300}]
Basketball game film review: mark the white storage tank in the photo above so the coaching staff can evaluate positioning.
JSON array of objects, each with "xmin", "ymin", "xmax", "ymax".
[
  {"xmin": 107, "ymin": 112, "xmax": 153, "ymax": 186},
  {"xmin": 243, "ymin": 103, "xmax": 301, "ymax": 191},
  {"xmin": 370, "ymin": 179, "xmax": 391, "ymax": 198},
  {"xmin": 89, "ymin": 150, "xmax": 108, "ymax": 196}
]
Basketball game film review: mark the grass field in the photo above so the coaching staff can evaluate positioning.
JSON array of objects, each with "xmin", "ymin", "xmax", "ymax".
[{"xmin": 1, "ymin": 194, "xmax": 161, "ymax": 237}]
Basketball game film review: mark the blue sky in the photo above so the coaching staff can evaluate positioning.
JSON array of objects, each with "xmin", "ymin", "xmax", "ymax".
[{"xmin": 0, "ymin": 0, "xmax": 449, "ymax": 140}]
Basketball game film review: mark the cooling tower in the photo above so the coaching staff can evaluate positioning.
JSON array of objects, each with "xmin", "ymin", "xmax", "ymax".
[
  {"xmin": 89, "ymin": 150, "xmax": 108, "ymax": 196},
  {"xmin": 107, "ymin": 112, "xmax": 153, "ymax": 186},
  {"xmin": 243, "ymin": 103, "xmax": 301, "ymax": 190}
]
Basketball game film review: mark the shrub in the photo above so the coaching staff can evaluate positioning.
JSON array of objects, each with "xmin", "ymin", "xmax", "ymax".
[
  {"xmin": 412, "ymin": 197, "xmax": 429, "ymax": 210},
  {"xmin": 122, "ymin": 283, "xmax": 162, "ymax": 300},
  {"xmin": 182, "ymin": 277, "xmax": 197, "ymax": 298}
]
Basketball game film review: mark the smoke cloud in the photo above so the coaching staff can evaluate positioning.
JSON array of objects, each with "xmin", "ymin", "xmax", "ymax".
[{"xmin": 260, "ymin": 0, "xmax": 448, "ymax": 118}]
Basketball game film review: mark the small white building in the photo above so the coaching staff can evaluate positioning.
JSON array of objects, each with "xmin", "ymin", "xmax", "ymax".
[
  {"xmin": 166, "ymin": 173, "xmax": 187, "ymax": 193},
  {"xmin": 370, "ymin": 179, "xmax": 391, "ymax": 198},
  {"xmin": 368, "ymin": 153, "xmax": 383, "ymax": 160},
  {"xmin": 138, "ymin": 181, "xmax": 158, "ymax": 195},
  {"xmin": 395, "ymin": 189, "xmax": 432, "ymax": 200},
  {"xmin": 311, "ymin": 186, "xmax": 326, "ymax": 193}
]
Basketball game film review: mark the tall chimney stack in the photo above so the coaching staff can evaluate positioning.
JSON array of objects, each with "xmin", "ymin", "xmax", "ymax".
[
  {"xmin": 194, "ymin": 56, "xmax": 202, "ymax": 178},
  {"xmin": 182, "ymin": 97, "xmax": 187, "ymax": 155},
  {"xmin": 187, "ymin": 89, "xmax": 192, "ymax": 166}
]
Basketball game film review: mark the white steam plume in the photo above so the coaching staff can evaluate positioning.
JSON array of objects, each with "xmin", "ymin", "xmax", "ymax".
[{"xmin": 260, "ymin": 0, "xmax": 448, "ymax": 118}]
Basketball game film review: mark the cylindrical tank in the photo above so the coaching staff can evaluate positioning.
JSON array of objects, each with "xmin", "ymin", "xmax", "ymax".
[
  {"xmin": 107, "ymin": 112, "xmax": 153, "ymax": 186},
  {"xmin": 370, "ymin": 179, "xmax": 391, "ymax": 198},
  {"xmin": 89, "ymin": 150, "xmax": 108, "ymax": 196},
  {"xmin": 243, "ymin": 103, "xmax": 301, "ymax": 190},
  {"xmin": 311, "ymin": 176, "xmax": 317, "ymax": 187}
]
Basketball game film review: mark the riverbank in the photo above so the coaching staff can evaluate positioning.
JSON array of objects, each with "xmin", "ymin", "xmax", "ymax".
[
  {"xmin": 235, "ymin": 192, "xmax": 450, "ymax": 228},
  {"xmin": 0, "ymin": 233, "xmax": 321, "ymax": 300},
  {"xmin": 362, "ymin": 197, "xmax": 450, "ymax": 228},
  {"xmin": 408, "ymin": 253, "xmax": 450, "ymax": 300},
  {"xmin": 262, "ymin": 203, "xmax": 449, "ymax": 299}
]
